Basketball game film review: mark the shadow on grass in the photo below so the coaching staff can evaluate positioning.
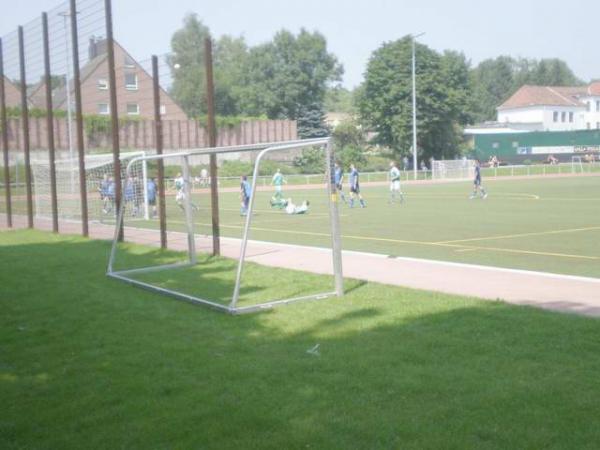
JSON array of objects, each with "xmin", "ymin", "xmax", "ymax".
[{"xmin": 3, "ymin": 229, "xmax": 600, "ymax": 449}]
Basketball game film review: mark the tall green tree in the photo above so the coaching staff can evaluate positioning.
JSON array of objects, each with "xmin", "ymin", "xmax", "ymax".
[
  {"xmin": 358, "ymin": 37, "xmax": 470, "ymax": 160},
  {"xmin": 239, "ymin": 29, "xmax": 343, "ymax": 134},
  {"xmin": 469, "ymin": 56, "xmax": 583, "ymax": 123},
  {"xmin": 169, "ymin": 14, "xmax": 211, "ymax": 117}
]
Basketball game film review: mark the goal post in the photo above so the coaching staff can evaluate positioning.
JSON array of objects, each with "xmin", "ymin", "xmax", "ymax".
[
  {"xmin": 31, "ymin": 151, "xmax": 149, "ymax": 222},
  {"xmin": 571, "ymin": 156, "xmax": 584, "ymax": 173},
  {"xmin": 106, "ymin": 138, "xmax": 344, "ymax": 315},
  {"xmin": 431, "ymin": 159, "xmax": 474, "ymax": 180}
]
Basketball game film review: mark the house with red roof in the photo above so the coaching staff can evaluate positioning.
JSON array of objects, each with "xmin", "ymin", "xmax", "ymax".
[{"xmin": 497, "ymin": 82, "xmax": 600, "ymax": 131}]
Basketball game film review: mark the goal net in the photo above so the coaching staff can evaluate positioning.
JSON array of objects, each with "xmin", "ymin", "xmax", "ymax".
[
  {"xmin": 107, "ymin": 138, "xmax": 343, "ymax": 314},
  {"xmin": 31, "ymin": 151, "xmax": 149, "ymax": 223},
  {"xmin": 431, "ymin": 159, "xmax": 474, "ymax": 180},
  {"xmin": 571, "ymin": 156, "xmax": 584, "ymax": 173}
]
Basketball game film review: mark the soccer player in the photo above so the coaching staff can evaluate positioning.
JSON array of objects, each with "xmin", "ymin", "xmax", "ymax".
[
  {"xmin": 334, "ymin": 162, "xmax": 347, "ymax": 204},
  {"xmin": 349, "ymin": 164, "xmax": 366, "ymax": 208},
  {"xmin": 174, "ymin": 172, "xmax": 199, "ymax": 211},
  {"xmin": 99, "ymin": 174, "xmax": 111, "ymax": 214},
  {"xmin": 240, "ymin": 175, "xmax": 252, "ymax": 216},
  {"xmin": 271, "ymin": 168, "xmax": 286, "ymax": 199},
  {"xmin": 470, "ymin": 160, "xmax": 488, "ymax": 200},
  {"xmin": 285, "ymin": 199, "xmax": 310, "ymax": 215},
  {"xmin": 146, "ymin": 178, "xmax": 157, "ymax": 218},
  {"xmin": 270, "ymin": 195, "xmax": 287, "ymax": 209},
  {"xmin": 124, "ymin": 177, "xmax": 136, "ymax": 216},
  {"xmin": 389, "ymin": 161, "xmax": 403, "ymax": 204}
]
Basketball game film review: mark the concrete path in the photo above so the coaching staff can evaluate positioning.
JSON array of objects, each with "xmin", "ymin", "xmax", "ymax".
[{"xmin": 2, "ymin": 213, "xmax": 599, "ymax": 317}]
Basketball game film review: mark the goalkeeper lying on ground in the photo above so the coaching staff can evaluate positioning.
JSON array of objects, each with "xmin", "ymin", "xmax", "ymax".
[{"xmin": 270, "ymin": 197, "xmax": 310, "ymax": 214}]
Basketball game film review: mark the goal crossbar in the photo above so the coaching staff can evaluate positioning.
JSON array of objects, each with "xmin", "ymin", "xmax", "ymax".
[{"xmin": 106, "ymin": 138, "xmax": 344, "ymax": 315}]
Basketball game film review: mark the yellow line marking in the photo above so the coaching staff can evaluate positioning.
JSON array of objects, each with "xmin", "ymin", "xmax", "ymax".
[
  {"xmin": 455, "ymin": 248, "xmax": 479, "ymax": 253},
  {"xmin": 164, "ymin": 221, "xmax": 599, "ymax": 261},
  {"xmin": 436, "ymin": 225, "xmax": 600, "ymax": 245}
]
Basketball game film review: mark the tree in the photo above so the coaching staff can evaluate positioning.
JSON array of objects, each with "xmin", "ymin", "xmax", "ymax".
[
  {"xmin": 169, "ymin": 14, "xmax": 211, "ymax": 118},
  {"xmin": 297, "ymin": 102, "xmax": 329, "ymax": 138},
  {"xmin": 325, "ymin": 86, "xmax": 355, "ymax": 113},
  {"xmin": 469, "ymin": 56, "xmax": 584, "ymax": 123},
  {"xmin": 239, "ymin": 29, "xmax": 343, "ymax": 124},
  {"xmin": 213, "ymin": 35, "xmax": 249, "ymax": 116},
  {"xmin": 358, "ymin": 37, "xmax": 470, "ymax": 160}
]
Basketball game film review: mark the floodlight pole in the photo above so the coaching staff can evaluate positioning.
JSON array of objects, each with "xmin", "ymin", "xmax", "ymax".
[
  {"xmin": 205, "ymin": 37, "xmax": 220, "ymax": 256},
  {"xmin": 411, "ymin": 32, "xmax": 425, "ymax": 180}
]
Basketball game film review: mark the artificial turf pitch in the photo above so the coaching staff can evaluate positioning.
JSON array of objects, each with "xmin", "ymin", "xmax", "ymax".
[
  {"xmin": 2, "ymin": 229, "xmax": 600, "ymax": 449},
  {"xmin": 117, "ymin": 174, "xmax": 600, "ymax": 279}
]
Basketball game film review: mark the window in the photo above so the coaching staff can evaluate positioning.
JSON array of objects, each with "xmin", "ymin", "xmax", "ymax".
[
  {"xmin": 569, "ymin": 112, "xmax": 574, "ymax": 123},
  {"xmin": 553, "ymin": 111, "xmax": 559, "ymax": 122},
  {"xmin": 124, "ymin": 54, "xmax": 136, "ymax": 68},
  {"xmin": 125, "ymin": 73, "xmax": 138, "ymax": 90},
  {"xmin": 97, "ymin": 78, "xmax": 108, "ymax": 90},
  {"xmin": 561, "ymin": 111, "xmax": 566, "ymax": 122},
  {"xmin": 159, "ymin": 105, "xmax": 166, "ymax": 115},
  {"xmin": 597, "ymin": 100, "xmax": 600, "ymax": 112},
  {"xmin": 587, "ymin": 102, "xmax": 591, "ymax": 112},
  {"xmin": 597, "ymin": 122, "xmax": 600, "ymax": 129},
  {"xmin": 126, "ymin": 103, "xmax": 140, "ymax": 115},
  {"xmin": 98, "ymin": 103, "xmax": 109, "ymax": 115},
  {"xmin": 587, "ymin": 122, "xmax": 591, "ymax": 129}
]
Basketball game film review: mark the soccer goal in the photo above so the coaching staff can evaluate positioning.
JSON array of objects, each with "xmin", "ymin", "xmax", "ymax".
[
  {"xmin": 571, "ymin": 156, "xmax": 584, "ymax": 173},
  {"xmin": 106, "ymin": 138, "xmax": 343, "ymax": 315},
  {"xmin": 431, "ymin": 159, "xmax": 474, "ymax": 180},
  {"xmin": 31, "ymin": 151, "xmax": 149, "ymax": 222}
]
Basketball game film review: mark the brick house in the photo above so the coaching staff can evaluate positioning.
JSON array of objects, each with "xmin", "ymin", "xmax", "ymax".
[
  {"xmin": 2, "ymin": 75, "xmax": 22, "ymax": 108},
  {"xmin": 34, "ymin": 38, "xmax": 188, "ymax": 121}
]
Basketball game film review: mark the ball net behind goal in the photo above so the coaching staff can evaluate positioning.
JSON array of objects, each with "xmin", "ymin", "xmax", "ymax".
[
  {"xmin": 31, "ymin": 152, "xmax": 149, "ymax": 223},
  {"xmin": 107, "ymin": 139, "xmax": 343, "ymax": 314}
]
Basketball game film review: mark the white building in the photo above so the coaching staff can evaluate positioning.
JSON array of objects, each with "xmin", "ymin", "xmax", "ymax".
[{"xmin": 497, "ymin": 82, "xmax": 600, "ymax": 131}]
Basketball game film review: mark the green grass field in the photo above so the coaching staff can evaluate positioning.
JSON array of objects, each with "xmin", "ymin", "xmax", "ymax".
[
  {"xmin": 2, "ymin": 173, "xmax": 599, "ymax": 278},
  {"xmin": 2, "ymin": 229, "xmax": 600, "ymax": 449},
  {"xmin": 115, "ymin": 174, "xmax": 600, "ymax": 279}
]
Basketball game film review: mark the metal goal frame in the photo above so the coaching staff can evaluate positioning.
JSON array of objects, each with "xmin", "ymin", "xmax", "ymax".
[{"xmin": 106, "ymin": 138, "xmax": 344, "ymax": 314}]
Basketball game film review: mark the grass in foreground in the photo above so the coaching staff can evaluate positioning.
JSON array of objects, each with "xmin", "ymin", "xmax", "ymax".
[{"xmin": 2, "ymin": 230, "xmax": 600, "ymax": 449}]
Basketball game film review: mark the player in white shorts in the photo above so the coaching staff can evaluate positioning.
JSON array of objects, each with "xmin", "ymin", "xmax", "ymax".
[{"xmin": 389, "ymin": 162, "xmax": 404, "ymax": 203}]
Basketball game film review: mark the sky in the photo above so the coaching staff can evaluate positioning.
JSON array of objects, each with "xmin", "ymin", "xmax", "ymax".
[{"xmin": 1, "ymin": 0, "xmax": 598, "ymax": 88}]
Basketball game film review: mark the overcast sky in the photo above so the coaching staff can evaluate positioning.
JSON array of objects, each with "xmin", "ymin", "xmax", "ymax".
[{"xmin": 1, "ymin": 0, "xmax": 598, "ymax": 88}]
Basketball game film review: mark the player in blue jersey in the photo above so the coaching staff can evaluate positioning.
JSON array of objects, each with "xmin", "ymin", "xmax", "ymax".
[
  {"xmin": 333, "ymin": 162, "xmax": 348, "ymax": 204},
  {"xmin": 348, "ymin": 164, "xmax": 366, "ymax": 208},
  {"xmin": 146, "ymin": 178, "xmax": 157, "ymax": 217},
  {"xmin": 240, "ymin": 175, "xmax": 252, "ymax": 216},
  {"xmin": 99, "ymin": 174, "xmax": 112, "ymax": 214},
  {"xmin": 470, "ymin": 160, "xmax": 488, "ymax": 199}
]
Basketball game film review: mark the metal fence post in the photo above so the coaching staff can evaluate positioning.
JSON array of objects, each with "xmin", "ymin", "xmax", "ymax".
[
  {"xmin": 18, "ymin": 26, "xmax": 34, "ymax": 228},
  {"xmin": 0, "ymin": 38, "xmax": 12, "ymax": 227},
  {"xmin": 152, "ymin": 55, "xmax": 167, "ymax": 249},
  {"xmin": 69, "ymin": 0, "xmax": 88, "ymax": 236},
  {"xmin": 105, "ymin": 0, "xmax": 122, "ymax": 241},
  {"xmin": 42, "ymin": 12, "xmax": 59, "ymax": 233},
  {"xmin": 205, "ymin": 37, "xmax": 220, "ymax": 256}
]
